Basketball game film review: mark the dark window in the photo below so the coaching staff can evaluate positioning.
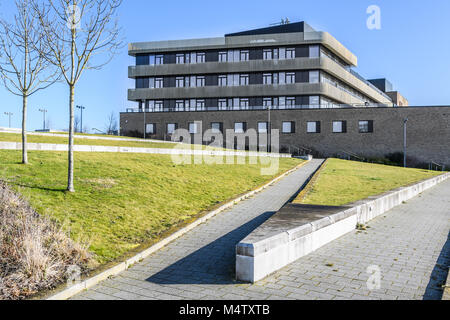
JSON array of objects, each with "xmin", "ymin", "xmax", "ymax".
[
  {"xmin": 176, "ymin": 77, "xmax": 184, "ymax": 88},
  {"xmin": 240, "ymin": 50, "xmax": 249, "ymax": 61},
  {"xmin": 359, "ymin": 120, "xmax": 374, "ymax": 133},
  {"xmin": 189, "ymin": 122, "xmax": 199, "ymax": 134},
  {"xmin": 263, "ymin": 49, "xmax": 272, "ymax": 60},
  {"xmin": 258, "ymin": 122, "xmax": 268, "ymax": 133},
  {"xmin": 211, "ymin": 122, "xmax": 223, "ymax": 133},
  {"xmin": 286, "ymin": 48, "xmax": 295, "ymax": 59},
  {"xmin": 263, "ymin": 73, "xmax": 273, "ymax": 85},
  {"xmin": 167, "ymin": 123, "xmax": 178, "ymax": 134},
  {"xmin": 219, "ymin": 52, "xmax": 227, "ymax": 62},
  {"xmin": 333, "ymin": 121, "xmax": 347, "ymax": 133},
  {"xmin": 307, "ymin": 121, "xmax": 321, "ymax": 133},
  {"xmin": 240, "ymin": 74, "xmax": 249, "ymax": 86},
  {"xmin": 196, "ymin": 76, "xmax": 205, "ymax": 87},
  {"xmin": 205, "ymin": 51, "xmax": 219, "ymax": 62},
  {"xmin": 176, "ymin": 54, "xmax": 184, "ymax": 64},
  {"xmin": 136, "ymin": 78, "xmax": 149, "ymax": 89},
  {"xmin": 286, "ymin": 97, "xmax": 296, "ymax": 108},
  {"xmin": 196, "ymin": 52, "xmax": 206, "ymax": 63},
  {"xmin": 218, "ymin": 99, "xmax": 227, "ymax": 110},
  {"xmin": 155, "ymin": 55, "xmax": 164, "ymax": 65},
  {"xmin": 136, "ymin": 55, "xmax": 149, "ymax": 65},
  {"xmin": 155, "ymin": 78, "xmax": 163, "ymax": 88},
  {"xmin": 286, "ymin": 72, "xmax": 295, "ymax": 84},
  {"xmin": 218, "ymin": 75, "xmax": 227, "ymax": 86},
  {"xmin": 282, "ymin": 121, "xmax": 295, "ymax": 134},
  {"xmin": 196, "ymin": 99, "xmax": 205, "ymax": 110},
  {"xmin": 234, "ymin": 122, "xmax": 247, "ymax": 133},
  {"xmin": 309, "ymin": 45, "xmax": 320, "ymax": 58},
  {"xmin": 240, "ymin": 98, "xmax": 249, "ymax": 109},
  {"xmin": 146, "ymin": 123, "xmax": 156, "ymax": 134}
]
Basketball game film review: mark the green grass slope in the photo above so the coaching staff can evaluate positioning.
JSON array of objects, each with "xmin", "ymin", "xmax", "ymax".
[
  {"xmin": 296, "ymin": 158, "xmax": 443, "ymax": 206},
  {"xmin": 0, "ymin": 150, "xmax": 301, "ymax": 264}
]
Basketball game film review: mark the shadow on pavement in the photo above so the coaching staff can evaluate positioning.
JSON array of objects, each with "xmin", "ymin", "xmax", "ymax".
[
  {"xmin": 423, "ymin": 231, "xmax": 450, "ymax": 300},
  {"xmin": 146, "ymin": 210, "xmax": 276, "ymax": 285}
]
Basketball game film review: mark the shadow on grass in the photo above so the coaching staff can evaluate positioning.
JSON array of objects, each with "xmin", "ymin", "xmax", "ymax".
[
  {"xmin": 9, "ymin": 182, "xmax": 67, "ymax": 193},
  {"xmin": 423, "ymin": 231, "xmax": 450, "ymax": 300},
  {"xmin": 145, "ymin": 210, "xmax": 276, "ymax": 285}
]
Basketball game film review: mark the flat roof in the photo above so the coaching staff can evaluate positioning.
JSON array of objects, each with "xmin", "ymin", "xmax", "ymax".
[{"xmin": 225, "ymin": 21, "xmax": 315, "ymax": 37}]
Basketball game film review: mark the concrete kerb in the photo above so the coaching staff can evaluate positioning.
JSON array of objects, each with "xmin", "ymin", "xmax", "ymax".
[
  {"xmin": 236, "ymin": 171, "xmax": 450, "ymax": 283},
  {"xmin": 0, "ymin": 129, "xmax": 178, "ymax": 145},
  {"xmin": 45, "ymin": 160, "xmax": 310, "ymax": 300},
  {"xmin": 443, "ymin": 271, "xmax": 450, "ymax": 300}
]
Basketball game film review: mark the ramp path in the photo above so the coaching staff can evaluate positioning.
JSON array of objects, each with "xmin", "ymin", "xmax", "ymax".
[{"xmin": 73, "ymin": 163, "xmax": 449, "ymax": 300}]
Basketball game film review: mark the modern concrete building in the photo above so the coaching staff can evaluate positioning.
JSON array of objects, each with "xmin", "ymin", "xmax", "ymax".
[
  {"xmin": 127, "ymin": 21, "xmax": 395, "ymax": 115},
  {"xmin": 121, "ymin": 21, "xmax": 450, "ymax": 167}
]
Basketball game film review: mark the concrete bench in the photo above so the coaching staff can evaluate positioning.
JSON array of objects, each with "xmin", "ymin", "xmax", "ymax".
[
  {"xmin": 236, "ymin": 204, "xmax": 356, "ymax": 283},
  {"xmin": 236, "ymin": 172, "xmax": 450, "ymax": 283}
]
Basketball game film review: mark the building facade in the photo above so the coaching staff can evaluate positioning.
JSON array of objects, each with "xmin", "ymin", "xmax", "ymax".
[{"xmin": 121, "ymin": 22, "xmax": 449, "ymax": 167}]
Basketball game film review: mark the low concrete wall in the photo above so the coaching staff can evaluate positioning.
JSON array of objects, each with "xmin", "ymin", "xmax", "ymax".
[
  {"xmin": 0, "ymin": 127, "xmax": 21, "ymax": 133},
  {"xmin": 236, "ymin": 172, "xmax": 450, "ymax": 283},
  {"xmin": 0, "ymin": 141, "xmax": 291, "ymax": 158},
  {"xmin": 443, "ymin": 271, "xmax": 450, "ymax": 300},
  {"xmin": 0, "ymin": 129, "xmax": 178, "ymax": 144},
  {"xmin": 46, "ymin": 160, "xmax": 309, "ymax": 300}
]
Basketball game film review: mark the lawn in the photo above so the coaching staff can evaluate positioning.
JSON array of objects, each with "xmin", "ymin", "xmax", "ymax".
[
  {"xmin": 295, "ymin": 158, "xmax": 443, "ymax": 206},
  {"xmin": 0, "ymin": 132, "xmax": 189, "ymax": 149},
  {"xmin": 0, "ymin": 150, "xmax": 301, "ymax": 264}
]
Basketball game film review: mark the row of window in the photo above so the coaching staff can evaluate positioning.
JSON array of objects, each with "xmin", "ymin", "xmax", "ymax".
[
  {"xmin": 139, "ymin": 96, "xmax": 321, "ymax": 112},
  {"xmin": 135, "ymin": 71, "xmax": 320, "ymax": 89},
  {"xmin": 146, "ymin": 120, "xmax": 375, "ymax": 135},
  {"xmin": 135, "ymin": 45, "xmax": 321, "ymax": 66}
]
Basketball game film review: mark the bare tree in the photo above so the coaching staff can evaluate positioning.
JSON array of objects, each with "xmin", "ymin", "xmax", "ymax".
[
  {"xmin": 74, "ymin": 115, "xmax": 80, "ymax": 133},
  {"xmin": 105, "ymin": 111, "xmax": 117, "ymax": 135},
  {"xmin": 0, "ymin": 0, "xmax": 59, "ymax": 164},
  {"xmin": 46, "ymin": 116, "xmax": 52, "ymax": 130},
  {"xmin": 33, "ymin": 0, "xmax": 123, "ymax": 192}
]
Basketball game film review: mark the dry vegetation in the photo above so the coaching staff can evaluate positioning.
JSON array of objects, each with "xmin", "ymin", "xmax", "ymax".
[{"xmin": 0, "ymin": 181, "xmax": 90, "ymax": 300}]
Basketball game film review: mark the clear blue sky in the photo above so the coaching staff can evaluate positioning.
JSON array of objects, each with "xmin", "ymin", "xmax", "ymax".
[{"xmin": 1, "ymin": 0, "xmax": 449, "ymax": 131}]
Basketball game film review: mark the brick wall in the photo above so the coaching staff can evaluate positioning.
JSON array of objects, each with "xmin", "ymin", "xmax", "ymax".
[{"xmin": 120, "ymin": 106, "xmax": 450, "ymax": 167}]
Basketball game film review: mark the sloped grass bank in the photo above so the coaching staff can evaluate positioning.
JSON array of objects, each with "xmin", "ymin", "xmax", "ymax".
[
  {"xmin": 0, "ymin": 150, "xmax": 301, "ymax": 264},
  {"xmin": 0, "ymin": 181, "xmax": 90, "ymax": 300},
  {"xmin": 295, "ymin": 158, "xmax": 442, "ymax": 206},
  {"xmin": 0, "ymin": 132, "xmax": 184, "ymax": 149}
]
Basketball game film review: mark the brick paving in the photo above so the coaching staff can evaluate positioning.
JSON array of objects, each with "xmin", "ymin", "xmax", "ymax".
[{"xmin": 73, "ymin": 165, "xmax": 449, "ymax": 301}]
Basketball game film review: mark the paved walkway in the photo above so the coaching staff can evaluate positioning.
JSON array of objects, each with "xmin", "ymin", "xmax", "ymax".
[{"xmin": 73, "ymin": 168, "xmax": 450, "ymax": 301}]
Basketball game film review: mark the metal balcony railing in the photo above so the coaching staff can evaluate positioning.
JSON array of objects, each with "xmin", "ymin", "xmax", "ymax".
[{"xmin": 124, "ymin": 102, "xmax": 391, "ymax": 113}]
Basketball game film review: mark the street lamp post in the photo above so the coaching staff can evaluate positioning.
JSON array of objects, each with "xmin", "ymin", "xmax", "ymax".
[
  {"xmin": 403, "ymin": 118, "xmax": 408, "ymax": 168},
  {"xmin": 38, "ymin": 109, "xmax": 47, "ymax": 131},
  {"xmin": 142, "ymin": 100, "xmax": 146, "ymax": 140},
  {"xmin": 267, "ymin": 104, "xmax": 271, "ymax": 153},
  {"xmin": 4, "ymin": 112, "xmax": 13, "ymax": 128},
  {"xmin": 76, "ymin": 105, "xmax": 86, "ymax": 133}
]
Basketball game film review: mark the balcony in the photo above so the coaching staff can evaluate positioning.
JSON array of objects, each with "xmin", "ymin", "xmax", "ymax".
[
  {"xmin": 128, "ymin": 58, "xmax": 322, "ymax": 78},
  {"xmin": 128, "ymin": 83, "xmax": 323, "ymax": 101},
  {"xmin": 123, "ymin": 102, "xmax": 389, "ymax": 114}
]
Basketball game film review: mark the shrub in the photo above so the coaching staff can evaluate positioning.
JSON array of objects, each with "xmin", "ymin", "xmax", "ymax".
[{"xmin": 0, "ymin": 181, "xmax": 90, "ymax": 300}]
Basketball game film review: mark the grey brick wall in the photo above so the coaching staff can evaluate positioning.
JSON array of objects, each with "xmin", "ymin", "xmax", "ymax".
[{"xmin": 120, "ymin": 106, "xmax": 450, "ymax": 166}]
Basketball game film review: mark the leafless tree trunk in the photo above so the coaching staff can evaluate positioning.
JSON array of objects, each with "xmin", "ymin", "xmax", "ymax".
[
  {"xmin": 74, "ymin": 115, "xmax": 80, "ymax": 133},
  {"xmin": 0, "ymin": 0, "xmax": 59, "ymax": 164},
  {"xmin": 33, "ymin": 0, "xmax": 123, "ymax": 192},
  {"xmin": 105, "ymin": 111, "xmax": 117, "ymax": 135}
]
